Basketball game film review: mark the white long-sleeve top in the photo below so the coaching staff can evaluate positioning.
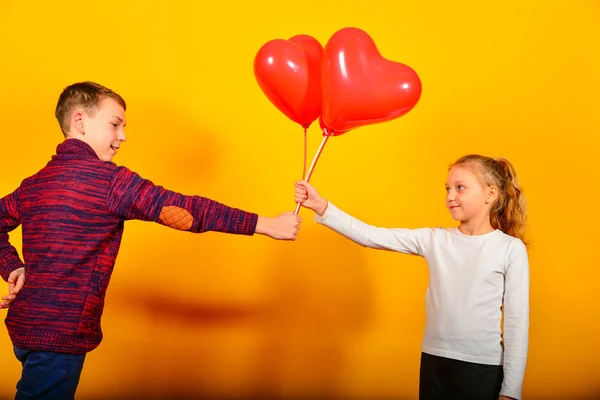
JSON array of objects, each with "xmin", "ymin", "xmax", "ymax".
[{"xmin": 316, "ymin": 202, "xmax": 529, "ymax": 399}]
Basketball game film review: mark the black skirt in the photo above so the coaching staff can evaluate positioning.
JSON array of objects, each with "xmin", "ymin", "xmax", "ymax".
[{"xmin": 419, "ymin": 352, "xmax": 504, "ymax": 400}]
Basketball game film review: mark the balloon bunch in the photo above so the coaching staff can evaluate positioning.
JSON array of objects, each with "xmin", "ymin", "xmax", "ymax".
[{"xmin": 254, "ymin": 27, "xmax": 422, "ymax": 214}]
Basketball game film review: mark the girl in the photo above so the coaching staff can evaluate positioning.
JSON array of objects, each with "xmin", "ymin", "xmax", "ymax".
[{"xmin": 294, "ymin": 154, "xmax": 529, "ymax": 400}]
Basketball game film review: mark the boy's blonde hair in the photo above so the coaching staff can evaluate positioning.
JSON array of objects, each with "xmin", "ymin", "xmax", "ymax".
[{"xmin": 55, "ymin": 81, "xmax": 126, "ymax": 136}]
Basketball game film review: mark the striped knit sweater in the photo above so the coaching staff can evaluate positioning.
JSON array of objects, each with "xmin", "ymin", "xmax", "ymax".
[{"xmin": 0, "ymin": 138, "xmax": 258, "ymax": 354}]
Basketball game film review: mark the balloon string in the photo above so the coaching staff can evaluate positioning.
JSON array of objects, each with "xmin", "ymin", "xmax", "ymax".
[
  {"xmin": 302, "ymin": 126, "xmax": 307, "ymax": 181},
  {"xmin": 294, "ymin": 133, "xmax": 330, "ymax": 215}
]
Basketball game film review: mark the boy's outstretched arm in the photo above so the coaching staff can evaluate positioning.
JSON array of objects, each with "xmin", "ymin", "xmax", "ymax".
[
  {"xmin": 107, "ymin": 167, "xmax": 301, "ymax": 240},
  {"xmin": 0, "ymin": 189, "xmax": 26, "ymax": 308}
]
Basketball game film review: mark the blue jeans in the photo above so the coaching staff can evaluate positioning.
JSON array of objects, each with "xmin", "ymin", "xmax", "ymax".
[{"xmin": 13, "ymin": 347, "xmax": 86, "ymax": 400}]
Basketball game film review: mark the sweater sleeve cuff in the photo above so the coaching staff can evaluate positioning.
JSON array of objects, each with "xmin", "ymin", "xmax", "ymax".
[
  {"xmin": 234, "ymin": 210, "xmax": 259, "ymax": 235},
  {"xmin": 0, "ymin": 257, "xmax": 24, "ymax": 282}
]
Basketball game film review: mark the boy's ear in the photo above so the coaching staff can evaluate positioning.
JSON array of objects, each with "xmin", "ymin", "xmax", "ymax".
[
  {"xmin": 486, "ymin": 185, "xmax": 499, "ymax": 204},
  {"xmin": 72, "ymin": 110, "xmax": 86, "ymax": 135}
]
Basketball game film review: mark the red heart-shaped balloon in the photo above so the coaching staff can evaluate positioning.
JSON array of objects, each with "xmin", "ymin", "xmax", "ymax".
[
  {"xmin": 254, "ymin": 35, "xmax": 322, "ymax": 128},
  {"xmin": 321, "ymin": 27, "xmax": 422, "ymax": 135}
]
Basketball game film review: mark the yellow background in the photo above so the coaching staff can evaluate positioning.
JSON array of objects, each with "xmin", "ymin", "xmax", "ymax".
[{"xmin": 1, "ymin": 0, "xmax": 599, "ymax": 399}]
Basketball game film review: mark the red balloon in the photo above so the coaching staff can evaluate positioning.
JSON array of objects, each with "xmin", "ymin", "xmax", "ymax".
[
  {"xmin": 318, "ymin": 115, "xmax": 330, "ymax": 136},
  {"xmin": 254, "ymin": 35, "xmax": 323, "ymax": 128},
  {"xmin": 321, "ymin": 27, "xmax": 422, "ymax": 134},
  {"xmin": 318, "ymin": 115, "xmax": 345, "ymax": 137}
]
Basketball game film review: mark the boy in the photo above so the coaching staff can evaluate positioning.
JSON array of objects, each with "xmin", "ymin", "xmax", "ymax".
[{"xmin": 0, "ymin": 81, "xmax": 301, "ymax": 399}]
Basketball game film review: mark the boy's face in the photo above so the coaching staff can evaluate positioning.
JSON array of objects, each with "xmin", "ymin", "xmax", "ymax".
[
  {"xmin": 445, "ymin": 165, "xmax": 494, "ymax": 223},
  {"xmin": 80, "ymin": 97, "xmax": 127, "ymax": 162}
]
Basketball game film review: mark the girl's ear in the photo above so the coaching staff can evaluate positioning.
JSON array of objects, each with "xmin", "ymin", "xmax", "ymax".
[{"xmin": 486, "ymin": 185, "xmax": 499, "ymax": 204}]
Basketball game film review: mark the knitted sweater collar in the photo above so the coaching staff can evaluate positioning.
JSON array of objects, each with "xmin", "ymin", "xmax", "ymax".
[{"xmin": 53, "ymin": 138, "xmax": 100, "ymax": 161}]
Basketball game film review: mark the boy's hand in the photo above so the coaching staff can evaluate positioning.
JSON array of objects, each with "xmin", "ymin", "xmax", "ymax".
[
  {"xmin": 295, "ymin": 180, "xmax": 328, "ymax": 216},
  {"xmin": 1, "ymin": 267, "xmax": 25, "ymax": 309},
  {"xmin": 256, "ymin": 212, "xmax": 301, "ymax": 240}
]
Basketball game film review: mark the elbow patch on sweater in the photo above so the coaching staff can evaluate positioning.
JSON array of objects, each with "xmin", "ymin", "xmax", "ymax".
[{"xmin": 159, "ymin": 206, "xmax": 193, "ymax": 231}]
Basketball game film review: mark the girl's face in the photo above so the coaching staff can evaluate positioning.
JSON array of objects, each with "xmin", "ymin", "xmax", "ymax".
[{"xmin": 445, "ymin": 165, "xmax": 495, "ymax": 224}]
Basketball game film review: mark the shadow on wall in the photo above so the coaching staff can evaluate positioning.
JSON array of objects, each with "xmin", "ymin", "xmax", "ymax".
[{"xmin": 103, "ymin": 226, "xmax": 373, "ymax": 400}]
